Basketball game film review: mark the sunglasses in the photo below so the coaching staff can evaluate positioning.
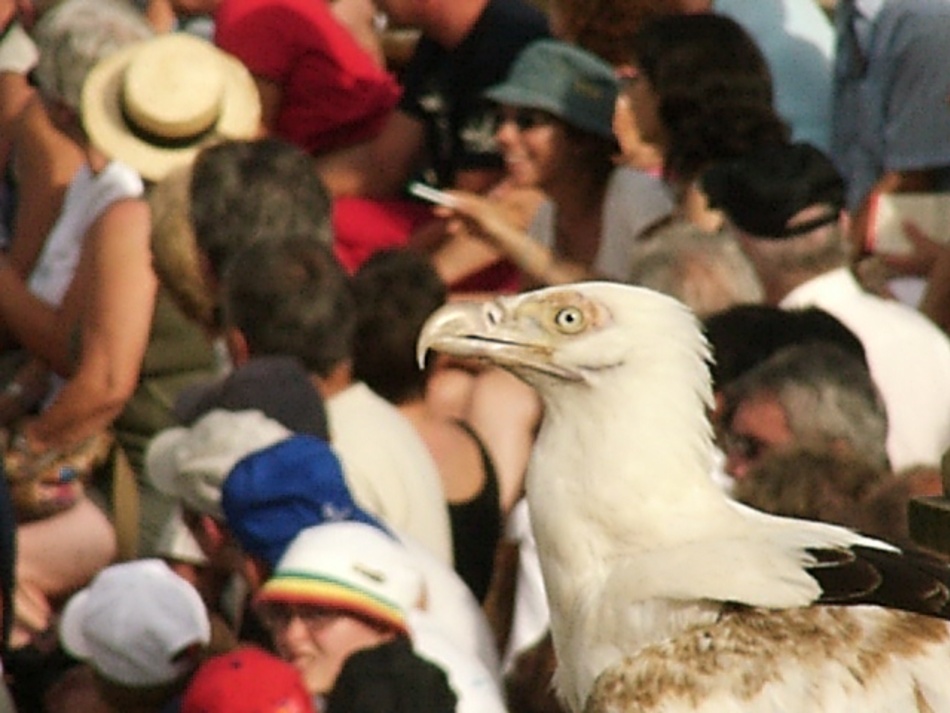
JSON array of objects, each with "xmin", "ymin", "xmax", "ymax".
[
  {"xmin": 257, "ymin": 602, "xmax": 338, "ymax": 632},
  {"xmin": 722, "ymin": 431, "xmax": 771, "ymax": 462},
  {"xmin": 615, "ymin": 66, "xmax": 642, "ymax": 93},
  {"xmin": 495, "ymin": 107, "xmax": 557, "ymax": 131}
]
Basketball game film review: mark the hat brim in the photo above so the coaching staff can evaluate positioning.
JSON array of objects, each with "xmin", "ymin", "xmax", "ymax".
[
  {"xmin": 58, "ymin": 589, "xmax": 93, "ymax": 662},
  {"xmin": 155, "ymin": 506, "xmax": 209, "ymax": 565},
  {"xmin": 484, "ymin": 84, "xmax": 562, "ymax": 117},
  {"xmin": 81, "ymin": 36, "xmax": 261, "ymax": 182},
  {"xmin": 145, "ymin": 426, "xmax": 190, "ymax": 497},
  {"xmin": 257, "ymin": 575, "xmax": 407, "ymax": 634},
  {"xmin": 484, "ymin": 84, "xmax": 617, "ymax": 140}
]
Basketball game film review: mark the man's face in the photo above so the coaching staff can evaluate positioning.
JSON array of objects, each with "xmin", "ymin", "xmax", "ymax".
[
  {"xmin": 259, "ymin": 603, "xmax": 392, "ymax": 695},
  {"xmin": 181, "ymin": 508, "xmax": 245, "ymax": 574},
  {"xmin": 721, "ymin": 391, "xmax": 794, "ymax": 480}
]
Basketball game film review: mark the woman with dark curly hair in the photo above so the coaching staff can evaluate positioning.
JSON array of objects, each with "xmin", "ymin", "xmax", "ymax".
[{"xmin": 617, "ymin": 13, "xmax": 789, "ymax": 230}]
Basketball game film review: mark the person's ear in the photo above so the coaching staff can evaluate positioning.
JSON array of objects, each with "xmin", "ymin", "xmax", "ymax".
[{"xmin": 241, "ymin": 555, "xmax": 270, "ymax": 592}]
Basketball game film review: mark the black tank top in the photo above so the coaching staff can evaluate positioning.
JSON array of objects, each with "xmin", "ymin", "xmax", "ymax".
[{"xmin": 449, "ymin": 420, "xmax": 502, "ymax": 602}]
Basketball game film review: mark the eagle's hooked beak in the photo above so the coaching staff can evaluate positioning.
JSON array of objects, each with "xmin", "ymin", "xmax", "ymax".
[{"xmin": 417, "ymin": 298, "xmax": 585, "ymax": 381}]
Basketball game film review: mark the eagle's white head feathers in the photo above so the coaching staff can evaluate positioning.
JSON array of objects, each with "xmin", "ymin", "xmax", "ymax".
[{"xmin": 418, "ymin": 283, "xmax": 950, "ymax": 713}]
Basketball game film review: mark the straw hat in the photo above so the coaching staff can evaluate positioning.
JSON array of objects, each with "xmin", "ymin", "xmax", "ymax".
[{"xmin": 82, "ymin": 32, "xmax": 261, "ymax": 182}]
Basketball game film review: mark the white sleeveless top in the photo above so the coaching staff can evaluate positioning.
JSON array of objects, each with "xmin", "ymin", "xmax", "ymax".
[{"xmin": 28, "ymin": 161, "xmax": 143, "ymax": 306}]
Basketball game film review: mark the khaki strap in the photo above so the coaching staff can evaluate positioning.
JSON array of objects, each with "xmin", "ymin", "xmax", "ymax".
[{"xmin": 111, "ymin": 446, "xmax": 140, "ymax": 561}]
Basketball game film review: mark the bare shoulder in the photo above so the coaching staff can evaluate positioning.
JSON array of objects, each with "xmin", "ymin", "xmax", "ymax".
[
  {"xmin": 90, "ymin": 197, "xmax": 151, "ymax": 247},
  {"xmin": 416, "ymin": 414, "xmax": 486, "ymax": 503}
]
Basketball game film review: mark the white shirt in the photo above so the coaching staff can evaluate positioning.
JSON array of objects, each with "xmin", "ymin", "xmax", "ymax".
[
  {"xmin": 410, "ymin": 611, "xmax": 508, "ymax": 713},
  {"xmin": 0, "ymin": 21, "xmax": 37, "ymax": 74},
  {"xmin": 501, "ymin": 498, "xmax": 549, "ymax": 673},
  {"xmin": 327, "ymin": 382, "xmax": 454, "ymax": 564},
  {"xmin": 399, "ymin": 534, "xmax": 501, "ymax": 678},
  {"xmin": 780, "ymin": 267, "xmax": 950, "ymax": 470}
]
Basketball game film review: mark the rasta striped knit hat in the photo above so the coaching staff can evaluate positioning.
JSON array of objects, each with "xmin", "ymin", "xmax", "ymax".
[{"xmin": 256, "ymin": 522, "xmax": 424, "ymax": 634}]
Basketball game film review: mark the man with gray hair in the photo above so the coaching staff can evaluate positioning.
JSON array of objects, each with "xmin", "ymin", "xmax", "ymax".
[
  {"xmin": 719, "ymin": 342, "xmax": 890, "ymax": 481},
  {"xmin": 627, "ymin": 221, "xmax": 763, "ymax": 318},
  {"xmin": 703, "ymin": 141, "xmax": 950, "ymax": 472}
]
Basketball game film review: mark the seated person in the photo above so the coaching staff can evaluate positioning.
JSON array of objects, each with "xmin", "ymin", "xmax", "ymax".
[
  {"xmin": 181, "ymin": 645, "xmax": 315, "ymax": 713},
  {"xmin": 255, "ymin": 522, "xmax": 457, "ymax": 712},
  {"xmin": 220, "ymin": 238, "xmax": 453, "ymax": 564},
  {"xmin": 351, "ymin": 249, "xmax": 501, "ymax": 602},
  {"xmin": 48, "ymin": 559, "xmax": 212, "ymax": 713},
  {"xmin": 220, "ymin": 434, "xmax": 504, "ymax": 688},
  {"xmin": 435, "ymin": 39, "xmax": 672, "ymax": 288},
  {"xmin": 718, "ymin": 342, "xmax": 890, "ymax": 481},
  {"xmin": 166, "ymin": 0, "xmax": 399, "ymax": 158}
]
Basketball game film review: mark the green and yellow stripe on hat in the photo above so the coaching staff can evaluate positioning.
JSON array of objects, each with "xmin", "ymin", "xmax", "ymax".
[{"xmin": 257, "ymin": 570, "xmax": 408, "ymax": 634}]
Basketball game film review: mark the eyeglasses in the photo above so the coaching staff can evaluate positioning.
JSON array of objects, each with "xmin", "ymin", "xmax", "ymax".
[
  {"xmin": 257, "ymin": 603, "xmax": 338, "ymax": 633},
  {"xmin": 722, "ymin": 431, "xmax": 771, "ymax": 462},
  {"xmin": 495, "ymin": 107, "xmax": 557, "ymax": 132}
]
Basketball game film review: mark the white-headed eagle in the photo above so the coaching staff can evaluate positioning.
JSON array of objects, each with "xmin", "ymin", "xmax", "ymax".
[{"xmin": 417, "ymin": 282, "xmax": 950, "ymax": 713}]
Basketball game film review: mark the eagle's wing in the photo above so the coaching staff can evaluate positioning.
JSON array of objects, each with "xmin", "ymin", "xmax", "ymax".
[{"xmin": 586, "ymin": 606, "xmax": 950, "ymax": 713}]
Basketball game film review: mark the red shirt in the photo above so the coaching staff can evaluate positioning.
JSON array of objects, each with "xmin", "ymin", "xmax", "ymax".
[{"xmin": 215, "ymin": 0, "xmax": 401, "ymax": 155}]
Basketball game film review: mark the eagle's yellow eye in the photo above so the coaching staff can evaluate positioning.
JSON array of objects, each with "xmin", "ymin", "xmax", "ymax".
[{"xmin": 554, "ymin": 306, "xmax": 585, "ymax": 333}]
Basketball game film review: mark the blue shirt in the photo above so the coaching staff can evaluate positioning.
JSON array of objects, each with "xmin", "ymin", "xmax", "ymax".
[
  {"xmin": 715, "ymin": 0, "xmax": 835, "ymax": 152},
  {"xmin": 831, "ymin": 0, "xmax": 950, "ymax": 208}
]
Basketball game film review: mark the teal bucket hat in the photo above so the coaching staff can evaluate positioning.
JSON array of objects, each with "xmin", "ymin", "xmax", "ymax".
[{"xmin": 484, "ymin": 39, "xmax": 619, "ymax": 139}]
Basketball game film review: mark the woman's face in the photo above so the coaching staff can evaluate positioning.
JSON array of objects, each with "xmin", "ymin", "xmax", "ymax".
[
  {"xmin": 261, "ymin": 603, "xmax": 392, "ymax": 696},
  {"xmin": 494, "ymin": 105, "xmax": 571, "ymax": 191}
]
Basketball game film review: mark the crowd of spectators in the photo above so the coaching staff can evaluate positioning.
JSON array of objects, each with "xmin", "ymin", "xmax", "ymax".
[{"xmin": 0, "ymin": 0, "xmax": 947, "ymax": 711}]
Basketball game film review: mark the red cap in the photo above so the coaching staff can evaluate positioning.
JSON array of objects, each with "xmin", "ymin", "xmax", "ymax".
[{"xmin": 181, "ymin": 646, "xmax": 315, "ymax": 713}]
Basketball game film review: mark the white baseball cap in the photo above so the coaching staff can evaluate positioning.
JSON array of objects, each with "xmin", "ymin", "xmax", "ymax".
[{"xmin": 59, "ymin": 559, "xmax": 211, "ymax": 686}]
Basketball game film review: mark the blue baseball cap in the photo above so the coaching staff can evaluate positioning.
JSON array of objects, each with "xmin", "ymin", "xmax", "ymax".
[{"xmin": 221, "ymin": 435, "xmax": 390, "ymax": 567}]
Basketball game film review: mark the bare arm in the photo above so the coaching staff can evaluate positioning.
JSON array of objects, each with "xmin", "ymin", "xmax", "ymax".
[
  {"xmin": 0, "ymin": 193, "xmax": 150, "ymax": 377},
  {"xmin": 25, "ymin": 198, "xmax": 155, "ymax": 448},
  {"xmin": 315, "ymin": 109, "xmax": 426, "ymax": 198},
  {"xmin": 252, "ymin": 75, "xmax": 282, "ymax": 135},
  {"xmin": 8, "ymin": 97, "xmax": 84, "ymax": 276},
  {"xmin": 849, "ymin": 169, "xmax": 937, "ymax": 255},
  {"xmin": 0, "ymin": 71, "xmax": 32, "ymax": 189},
  {"xmin": 920, "ymin": 243, "xmax": 950, "ymax": 335},
  {"xmin": 465, "ymin": 367, "xmax": 541, "ymax": 517},
  {"xmin": 438, "ymin": 191, "xmax": 594, "ymax": 286},
  {"xmin": 144, "ymin": 0, "xmax": 177, "ymax": 33},
  {"xmin": 330, "ymin": 0, "xmax": 385, "ymax": 67}
]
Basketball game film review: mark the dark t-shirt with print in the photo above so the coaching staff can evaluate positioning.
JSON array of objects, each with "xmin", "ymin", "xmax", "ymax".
[{"xmin": 399, "ymin": 0, "xmax": 550, "ymax": 188}]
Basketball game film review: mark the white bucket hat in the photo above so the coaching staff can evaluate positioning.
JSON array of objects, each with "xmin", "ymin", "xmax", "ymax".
[
  {"xmin": 146, "ymin": 409, "xmax": 292, "ymax": 520},
  {"xmin": 59, "ymin": 559, "xmax": 211, "ymax": 687},
  {"xmin": 81, "ymin": 32, "xmax": 261, "ymax": 181}
]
